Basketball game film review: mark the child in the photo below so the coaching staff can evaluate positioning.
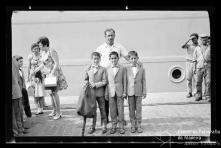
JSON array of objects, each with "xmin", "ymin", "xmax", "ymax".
[
  {"xmin": 126, "ymin": 51, "xmax": 146, "ymax": 133},
  {"xmin": 105, "ymin": 51, "xmax": 127, "ymax": 134},
  {"xmin": 33, "ymin": 70, "xmax": 44, "ymax": 115},
  {"xmin": 84, "ymin": 52, "xmax": 108, "ymax": 134}
]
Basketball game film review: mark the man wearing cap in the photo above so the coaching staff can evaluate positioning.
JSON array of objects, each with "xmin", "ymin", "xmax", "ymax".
[
  {"xmin": 193, "ymin": 34, "xmax": 211, "ymax": 101},
  {"xmin": 182, "ymin": 33, "xmax": 199, "ymax": 98}
]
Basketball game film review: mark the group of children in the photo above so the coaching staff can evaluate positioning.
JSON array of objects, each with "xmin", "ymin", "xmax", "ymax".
[{"xmin": 83, "ymin": 50, "xmax": 146, "ymax": 135}]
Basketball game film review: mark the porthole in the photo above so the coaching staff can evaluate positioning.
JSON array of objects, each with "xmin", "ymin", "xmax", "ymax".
[{"xmin": 168, "ymin": 65, "xmax": 185, "ymax": 83}]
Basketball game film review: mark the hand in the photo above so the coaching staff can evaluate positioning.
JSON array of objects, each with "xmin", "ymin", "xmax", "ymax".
[{"xmin": 89, "ymin": 82, "xmax": 96, "ymax": 88}]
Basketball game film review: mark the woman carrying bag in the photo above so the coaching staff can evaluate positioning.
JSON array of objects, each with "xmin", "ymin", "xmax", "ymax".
[{"xmin": 31, "ymin": 36, "xmax": 68, "ymax": 120}]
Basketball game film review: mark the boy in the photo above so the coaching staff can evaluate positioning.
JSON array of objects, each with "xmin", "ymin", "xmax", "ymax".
[
  {"xmin": 105, "ymin": 51, "xmax": 127, "ymax": 134},
  {"xmin": 126, "ymin": 51, "xmax": 146, "ymax": 133},
  {"xmin": 84, "ymin": 52, "xmax": 108, "ymax": 134}
]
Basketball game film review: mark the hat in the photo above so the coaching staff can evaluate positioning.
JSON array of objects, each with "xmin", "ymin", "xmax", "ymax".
[{"xmin": 200, "ymin": 34, "xmax": 208, "ymax": 38}]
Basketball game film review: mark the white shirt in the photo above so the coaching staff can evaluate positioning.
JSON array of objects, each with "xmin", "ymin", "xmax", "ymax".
[
  {"xmin": 193, "ymin": 45, "xmax": 208, "ymax": 69},
  {"xmin": 96, "ymin": 42, "xmax": 128, "ymax": 68},
  {"xmin": 185, "ymin": 43, "xmax": 198, "ymax": 61},
  {"xmin": 112, "ymin": 67, "xmax": 118, "ymax": 76},
  {"xmin": 132, "ymin": 67, "xmax": 138, "ymax": 78}
]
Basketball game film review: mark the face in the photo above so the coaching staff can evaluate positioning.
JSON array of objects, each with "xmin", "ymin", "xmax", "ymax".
[
  {"xmin": 105, "ymin": 31, "xmax": 115, "ymax": 45},
  {"xmin": 191, "ymin": 37, "xmax": 198, "ymax": 44},
  {"xmin": 38, "ymin": 42, "xmax": 46, "ymax": 51},
  {"xmin": 32, "ymin": 47, "xmax": 40, "ymax": 55},
  {"xmin": 92, "ymin": 55, "xmax": 100, "ymax": 66},
  {"xmin": 129, "ymin": 55, "xmax": 139, "ymax": 66},
  {"xmin": 110, "ymin": 54, "xmax": 119, "ymax": 66},
  {"xmin": 17, "ymin": 59, "xmax": 23, "ymax": 68},
  {"xmin": 201, "ymin": 38, "xmax": 208, "ymax": 46}
]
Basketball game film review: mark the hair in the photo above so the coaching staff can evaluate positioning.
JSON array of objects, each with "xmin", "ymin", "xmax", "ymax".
[
  {"xmin": 109, "ymin": 51, "xmax": 119, "ymax": 58},
  {"xmin": 35, "ymin": 71, "xmax": 43, "ymax": 83},
  {"xmin": 91, "ymin": 52, "xmax": 101, "ymax": 59},
  {"xmin": 31, "ymin": 43, "xmax": 40, "ymax": 51},
  {"xmin": 13, "ymin": 55, "xmax": 23, "ymax": 61},
  {"xmin": 128, "ymin": 50, "xmax": 138, "ymax": 58},
  {"xmin": 104, "ymin": 28, "xmax": 115, "ymax": 36},
  {"xmin": 37, "ymin": 36, "xmax": 50, "ymax": 47},
  {"xmin": 190, "ymin": 33, "xmax": 199, "ymax": 39}
]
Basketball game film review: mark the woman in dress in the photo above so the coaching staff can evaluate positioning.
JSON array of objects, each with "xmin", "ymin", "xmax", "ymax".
[
  {"xmin": 27, "ymin": 43, "xmax": 44, "ymax": 115},
  {"xmin": 31, "ymin": 36, "xmax": 68, "ymax": 120}
]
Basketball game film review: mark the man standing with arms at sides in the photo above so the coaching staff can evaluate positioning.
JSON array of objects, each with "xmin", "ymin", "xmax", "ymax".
[
  {"xmin": 193, "ymin": 34, "xmax": 211, "ymax": 102},
  {"xmin": 96, "ymin": 28, "xmax": 143, "ymax": 124},
  {"xmin": 182, "ymin": 33, "xmax": 199, "ymax": 98},
  {"xmin": 96, "ymin": 28, "xmax": 128, "ymax": 124}
]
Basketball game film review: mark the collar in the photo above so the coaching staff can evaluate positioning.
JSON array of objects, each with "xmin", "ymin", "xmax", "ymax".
[
  {"xmin": 105, "ymin": 42, "xmax": 116, "ymax": 48},
  {"xmin": 111, "ymin": 64, "xmax": 120, "ymax": 68},
  {"xmin": 130, "ymin": 63, "xmax": 138, "ymax": 67},
  {"xmin": 91, "ymin": 65, "xmax": 99, "ymax": 68}
]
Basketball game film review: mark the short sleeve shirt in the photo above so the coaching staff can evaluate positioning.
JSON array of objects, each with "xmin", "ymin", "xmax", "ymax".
[
  {"xmin": 193, "ymin": 45, "xmax": 208, "ymax": 69},
  {"xmin": 96, "ymin": 42, "xmax": 128, "ymax": 68},
  {"xmin": 185, "ymin": 43, "xmax": 198, "ymax": 61}
]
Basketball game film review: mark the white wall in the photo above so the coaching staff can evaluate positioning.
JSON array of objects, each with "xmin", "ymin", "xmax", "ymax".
[{"xmin": 12, "ymin": 11, "xmax": 210, "ymax": 96}]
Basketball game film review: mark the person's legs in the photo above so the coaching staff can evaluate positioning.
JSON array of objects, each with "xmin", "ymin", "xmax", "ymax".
[
  {"xmin": 186, "ymin": 62, "xmax": 193, "ymax": 97},
  {"xmin": 117, "ymin": 96, "xmax": 125, "ymax": 134},
  {"xmin": 128, "ymin": 96, "xmax": 136, "ymax": 133},
  {"xmin": 39, "ymin": 97, "xmax": 44, "ymax": 113},
  {"xmin": 204, "ymin": 65, "xmax": 211, "ymax": 101},
  {"xmin": 53, "ymin": 91, "xmax": 62, "ymax": 119},
  {"xmin": 195, "ymin": 68, "xmax": 204, "ymax": 101},
  {"xmin": 34, "ymin": 97, "xmax": 40, "ymax": 114},
  {"xmin": 48, "ymin": 93, "xmax": 56, "ymax": 116},
  {"xmin": 109, "ymin": 96, "xmax": 117, "ymax": 134},
  {"xmin": 104, "ymin": 99, "xmax": 109, "ymax": 123},
  {"xmin": 97, "ymin": 97, "xmax": 107, "ymax": 133},
  {"xmin": 12, "ymin": 98, "xmax": 24, "ymax": 135},
  {"xmin": 135, "ymin": 96, "xmax": 143, "ymax": 133}
]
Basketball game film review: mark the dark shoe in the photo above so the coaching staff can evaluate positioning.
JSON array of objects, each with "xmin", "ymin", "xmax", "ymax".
[
  {"xmin": 186, "ymin": 93, "xmax": 192, "ymax": 98},
  {"xmin": 131, "ymin": 127, "xmax": 136, "ymax": 133},
  {"xmin": 137, "ymin": 127, "xmax": 143, "ymax": 133},
  {"xmin": 88, "ymin": 127, "xmax": 95, "ymax": 134},
  {"xmin": 119, "ymin": 128, "xmax": 125, "ymax": 134},
  {"xmin": 195, "ymin": 97, "xmax": 202, "ymax": 101},
  {"xmin": 102, "ymin": 127, "xmax": 107, "ymax": 134},
  {"xmin": 110, "ymin": 128, "xmax": 116, "ymax": 134}
]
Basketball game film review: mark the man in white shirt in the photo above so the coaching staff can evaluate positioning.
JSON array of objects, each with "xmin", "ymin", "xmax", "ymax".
[
  {"xmin": 96, "ymin": 28, "xmax": 131, "ymax": 124},
  {"xmin": 193, "ymin": 34, "xmax": 211, "ymax": 101},
  {"xmin": 182, "ymin": 33, "xmax": 199, "ymax": 98}
]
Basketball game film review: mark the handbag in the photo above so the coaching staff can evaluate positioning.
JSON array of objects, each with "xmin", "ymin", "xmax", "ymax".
[{"xmin": 44, "ymin": 76, "xmax": 57, "ymax": 88}]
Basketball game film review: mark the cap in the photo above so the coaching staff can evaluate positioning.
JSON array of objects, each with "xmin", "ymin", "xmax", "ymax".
[{"xmin": 200, "ymin": 34, "xmax": 208, "ymax": 38}]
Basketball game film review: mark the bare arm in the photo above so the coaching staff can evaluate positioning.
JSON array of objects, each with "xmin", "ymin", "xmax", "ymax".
[
  {"xmin": 182, "ymin": 39, "xmax": 191, "ymax": 49},
  {"xmin": 27, "ymin": 55, "xmax": 32, "ymax": 81},
  {"xmin": 50, "ymin": 49, "xmax": 59, "ymax": 75}
]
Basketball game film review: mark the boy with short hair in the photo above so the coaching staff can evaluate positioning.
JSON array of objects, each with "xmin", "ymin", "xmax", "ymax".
[
  {"xmin": 105, "ymin": 51, "xmax": 127, "ymax": 134},
  {"xmin": 126, "ymin": 50, "xmax": 146, "ymax": 133},
  {"xmin": 84, "ymin": 52, "xmax": 108, "ymax": 134}
]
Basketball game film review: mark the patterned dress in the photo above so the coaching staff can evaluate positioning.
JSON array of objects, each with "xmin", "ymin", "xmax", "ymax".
[
  {"xmin": 29, "ymin": 53, "xmax": 44, "ymax": 97},
  {"xmin": 41, "ymin": 49, "xmax": 68, "ymax": 92}
]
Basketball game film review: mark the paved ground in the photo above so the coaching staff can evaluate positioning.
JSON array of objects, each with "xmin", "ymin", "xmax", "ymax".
[{"xmin": 16, "ymin": 92, "xmax": 211, "ymax": 139}]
